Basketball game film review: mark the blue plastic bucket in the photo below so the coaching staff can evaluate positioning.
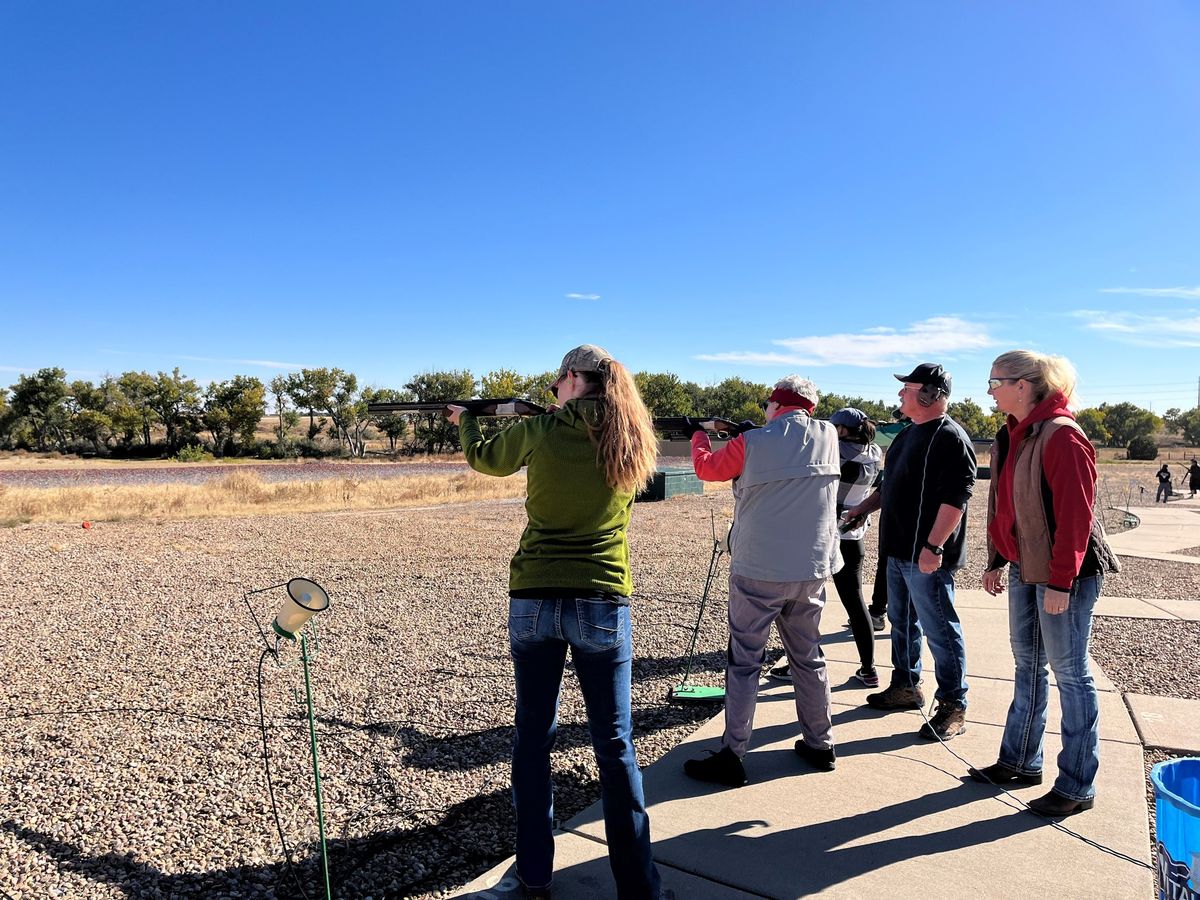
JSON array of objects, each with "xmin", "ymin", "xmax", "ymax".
[{"xmin": 1151, "ymin": 757, "xmax": 1200, "ymax": 900}]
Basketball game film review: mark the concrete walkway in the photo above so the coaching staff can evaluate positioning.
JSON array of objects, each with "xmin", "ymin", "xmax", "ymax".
[
  {"xmin": 1109, "ymin": 493, "xmax": 1200, "ymax": 564},
  {"xmin": 457, "ymin": 588, "xmax": 1161, "ymax": 899},
  {"xmin": 456, "ymin": 497, "xmax": 1200, "ymax": 899}
]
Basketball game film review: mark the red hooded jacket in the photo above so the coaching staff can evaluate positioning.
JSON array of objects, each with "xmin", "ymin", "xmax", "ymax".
[{"xmin": 987, "ymin": 392, "xmax": 1097, "ymax": 591}]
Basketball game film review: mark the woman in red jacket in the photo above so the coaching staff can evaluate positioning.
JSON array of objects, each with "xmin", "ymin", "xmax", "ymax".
[{"xmin": 971, "ymin": 350, "xmax": 1118, "ymax": 817}]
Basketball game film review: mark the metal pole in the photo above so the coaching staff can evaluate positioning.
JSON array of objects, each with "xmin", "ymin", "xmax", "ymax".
[{"xmin": 301, "ymin": 633, "xmax": 333, "ymax": 900}]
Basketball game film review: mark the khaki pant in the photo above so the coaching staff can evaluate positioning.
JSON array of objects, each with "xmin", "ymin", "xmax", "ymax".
[{"xmin": 723, "ymin": 574, "xmax": 833, "ymax": 755}]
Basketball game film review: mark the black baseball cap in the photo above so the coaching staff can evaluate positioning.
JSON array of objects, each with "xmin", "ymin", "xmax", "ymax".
[{"xmin": 894, "ymin": 362, "xmax": 952, "ymax": 397}]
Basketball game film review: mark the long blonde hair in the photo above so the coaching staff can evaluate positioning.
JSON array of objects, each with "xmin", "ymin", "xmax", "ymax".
[
  {"xmin": 579, "ymin": 359, "xmax": 659, "ymax": 493},
  {"xmin": 992, "ymin": 349, "xmax": 1079, "ymax": 407}
]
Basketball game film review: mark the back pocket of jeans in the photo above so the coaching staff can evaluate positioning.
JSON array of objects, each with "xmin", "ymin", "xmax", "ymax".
[
  {"xmin": 576, "ymin": 599, "xmax": 625, "ymax": 650},
  {"xmin": 508, "ymin": 598, "xmax": 541, "ymax": 641}
]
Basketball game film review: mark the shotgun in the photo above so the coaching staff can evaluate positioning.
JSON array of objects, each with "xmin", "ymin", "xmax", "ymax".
[
  {"xmin": 653, "ymin": 417, "xmax": 760, "ymax": 441},
  {"xmin": 366, "ymin": 398, "xmax": 548, "ymax": 418}
]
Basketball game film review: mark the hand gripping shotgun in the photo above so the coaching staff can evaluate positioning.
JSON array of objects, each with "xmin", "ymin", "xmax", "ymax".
[
  {"xmin": 366, "ymin": 398, "xmax": 548, "ymax": 418},
  {"xmin": 653, "ymin": 416, "xmax": 760, "ymax": 441}
]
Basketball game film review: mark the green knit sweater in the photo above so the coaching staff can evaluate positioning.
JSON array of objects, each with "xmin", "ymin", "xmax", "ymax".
[{"xmin": 459, "ymin": 398, "xmax": 635, "ymax": 596}]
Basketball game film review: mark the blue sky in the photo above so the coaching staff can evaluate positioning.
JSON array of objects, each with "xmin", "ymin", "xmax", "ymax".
[{"xmin": 2, "ymin": 2, "xmax": 1199, "ymax": 413}]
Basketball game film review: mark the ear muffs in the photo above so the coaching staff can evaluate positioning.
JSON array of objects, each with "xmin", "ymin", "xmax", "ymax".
[{"xmin": 916, "ymin": 384, "xmax": 943, "ymax": 407}]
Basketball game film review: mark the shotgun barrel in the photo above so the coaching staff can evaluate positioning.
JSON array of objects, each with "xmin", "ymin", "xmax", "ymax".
[
  {"xmin": 366, "ymin": 398, "xmax": 547, "ymax": 418},
  {"xmin": 653, "ymin": 417, "xmax": 759, "ymax": 441}
]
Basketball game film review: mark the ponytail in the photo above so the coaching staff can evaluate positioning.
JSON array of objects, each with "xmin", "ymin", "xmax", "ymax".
[{"xmin": 580, "ymin": 360, "xmax": 659, "ymax": 493}]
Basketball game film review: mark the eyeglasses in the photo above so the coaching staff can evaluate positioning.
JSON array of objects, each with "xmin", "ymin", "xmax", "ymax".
[{"xmin": 987, "ymin": 377, "xmax": 1020, "ymax": 390}]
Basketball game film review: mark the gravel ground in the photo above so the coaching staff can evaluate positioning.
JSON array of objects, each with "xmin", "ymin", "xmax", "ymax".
[{"xmin": 1, "ymin": 484, "xmax": 1196, "ymax": 899}]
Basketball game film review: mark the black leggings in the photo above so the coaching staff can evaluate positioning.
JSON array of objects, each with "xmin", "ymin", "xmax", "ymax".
[{"xmin": 832, "ymin": 538, "xmax": 875, "ymax": 672}]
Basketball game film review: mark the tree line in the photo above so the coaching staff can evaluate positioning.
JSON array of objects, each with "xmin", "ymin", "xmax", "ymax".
[{"xmin": 2, "ymin": 365, "xmax": 1197, "ymax": 460}]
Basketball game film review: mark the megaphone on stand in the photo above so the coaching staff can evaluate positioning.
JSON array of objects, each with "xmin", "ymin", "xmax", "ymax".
[{"xmin": 271, "ymin": 578, "xmax": 330, "ymax": 640}]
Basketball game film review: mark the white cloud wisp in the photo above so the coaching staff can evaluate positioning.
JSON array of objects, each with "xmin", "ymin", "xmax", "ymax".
[
  {"xmin": 696, "ymin": 316, "xmax": 996, "ymax": 368},
  {"xmin": 1100, "ymin": 286, "xmax": 1200, "ymax": 300},
  {"xmin": 1074, "ymin": 310, "xmax": 1200, "ymax": 347}
]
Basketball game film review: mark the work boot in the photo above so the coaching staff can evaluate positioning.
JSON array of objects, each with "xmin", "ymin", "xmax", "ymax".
[
  {"xmin": 919, "ymin": 703, "xmax": 967, "ymax": 741},
  {"xmin": 866, "ymin": 683, "xmax": 925, "ymax": 710},
  {"xmin": 968, "ymin": 762, "xmax": 1043, "ymax": 785},
  {"xmin": 794, "ymin": 740, "xmax": 836, "ymax": 772},
  {"xmin": 1027, "ymin": 789, "xmax": 1094, "ymax": 817},
  {"xmin": 683, "ymin": 746, "xmax": 747, "ymax": 787}
]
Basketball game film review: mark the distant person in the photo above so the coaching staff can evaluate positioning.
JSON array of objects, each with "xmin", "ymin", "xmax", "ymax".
[
  {"xmin": 448, "ymin": 344, "xmax": 663, "ymax": 899},
  {"xmin": 1155, "ymin": 464, "xmax": 1172, "ymax": 503},
  {"xmin": 844, "ymin": 363, "xmax": 976, "ymax": 741},
  {"xmin": 770, "ymin": 407, "xmax": 882, "ymax": 688},
  {"xmin": 682, "ymin": 375, "xmax": 842, "ymax": 784},
  {"xmin": 972, "ymin": 350, "xmax": 1119, "ymax": 818},
  {"xmin": 1186, "ymin": 458, "xmax": 1200, "ymax": 499}
]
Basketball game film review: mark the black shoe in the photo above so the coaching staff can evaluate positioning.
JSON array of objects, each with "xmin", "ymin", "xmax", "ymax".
[
  {"xmin": 684, "ymin": 746, "xmax": 747, "ymax": 787},
  {"xmin": 918, "ymin": 703, "xmax": 967, "ymax": 741},
  {"xmin": 522, "ymin": 885, "xmax": 552, "ymax": 900},
  {"xmin": 767, "ymin": 661, "xmax": 791, "ymax": 681},
  {"xmin": 968, "ymin": 762, "xmax": 1043, "ymax": 785},
  {"xmin": 1027, "ymin": 789, "xmax": 1094, "ymax": 817},
  {"xmin": 866, "ymin": 684, "xmax": 925, "ymax": 710},
  {"xmin": 870, "ymin": 613, "xmax": 886, "ymax": 631},
  {"xmin": 794, "ymin": 740, "xmax": 836, "ymax": 771}
]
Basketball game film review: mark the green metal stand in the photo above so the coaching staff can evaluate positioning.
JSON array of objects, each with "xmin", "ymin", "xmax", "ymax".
[{"xmin": 301, "ymin": 633, "xmax": 333, "ymax": 900}]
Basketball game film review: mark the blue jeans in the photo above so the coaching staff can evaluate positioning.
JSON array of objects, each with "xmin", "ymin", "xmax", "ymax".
[
  {"xmin": 508, "ymin": 596, "xmax": 661, "ymax": 899},
  {"xmin": 886, "ymin": 557, "xmax": 969, "ymax": 707},
  {"xmin": 998, "ymin": 566, "xmax": 1103, "ymax": 801}
]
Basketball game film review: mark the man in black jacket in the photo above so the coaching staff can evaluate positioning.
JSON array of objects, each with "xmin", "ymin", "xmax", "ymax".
[{"xmin": 844, "ymin": 363, "xmax": 976, "ymax": 741}]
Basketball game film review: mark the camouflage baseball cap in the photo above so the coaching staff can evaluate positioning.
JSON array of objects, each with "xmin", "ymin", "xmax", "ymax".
[{"xmin": 556, "ymin": 344, "xmax": 613, "ymax": 379}]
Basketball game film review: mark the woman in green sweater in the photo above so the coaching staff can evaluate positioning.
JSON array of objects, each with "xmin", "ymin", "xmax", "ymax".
[{"xmin": 449, "ymin": 344, "xmax": 662, "ymax": 900}]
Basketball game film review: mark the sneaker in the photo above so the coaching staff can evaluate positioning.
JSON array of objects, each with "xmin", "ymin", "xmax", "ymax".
[
  {"xmin": 919, "ymin": 703, "xmax": 967, "ymax": 741},
  {"xmin": 968, "ymin": 762, "xmax": 1043, "ymax": 786},
  {"xmin": 794, "ymin": 740, "xmax": 836, "ymax": 772},
  {"xmin": 854, "ymin": 667, "xmax": 880, "ymax": 688},
  {"xmin": 683, "ymin": 746, "xmax": 747, "ymax": 787},
  {"xmin": 767, "ymin": 661, "xmax": 791, "ymax": 681},
  {"xmin": 870, "ymin": 613, "xmax": 886, "ymax": 632},
  {"xmin": 866, "ymin": 684, "xmax": 925, "ymax": 710}
]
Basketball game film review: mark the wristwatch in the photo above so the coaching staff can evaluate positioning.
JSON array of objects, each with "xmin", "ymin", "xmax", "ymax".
[{"xmin": 923, "ymin": 541, "xmax": 944, "ymax": 556}]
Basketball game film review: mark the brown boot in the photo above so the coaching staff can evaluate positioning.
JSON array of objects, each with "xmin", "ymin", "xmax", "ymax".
[
  {"xmin": 866, "ymin": 684, "xmax": 925, "ymax": 710},
  {"xmin": 919, "ymin": 703, "xmax": 967, "ymax": 741}
]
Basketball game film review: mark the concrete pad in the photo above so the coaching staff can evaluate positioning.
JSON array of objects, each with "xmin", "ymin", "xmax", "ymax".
[
  {"xmin": 802, "ymin": 659, "xmax": 1140, "ymax": 745},
  {"xmin": 1125, "ymin": 693, "xmax": 1200, "ymax": 753},
  {"xmin": 568, "ymin": 712, "xmax": 1151, "ymax": 899},
  {"xmin": 1093, "ymin": 596, "xmax": 1180, "ymax": 619},
  {"xmin": 818, "ymin": 606, "xmax": 1116, "ymax": 693},
  {"xmin": 453, "ymin": 831, "xmax": 762, "ymax": 899},
  {"xmin": 1141, "ymin": 598, "xmax": 1200, "ymax": 621}
]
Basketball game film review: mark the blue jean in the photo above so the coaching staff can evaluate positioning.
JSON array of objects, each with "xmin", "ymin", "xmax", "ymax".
[
  {"xmin": 998, "ymin": 566, "xmax": 1103, "ymax": 801},
  {"xmin": 508, "ymin": 596, "xmax": 661, "ymax": 899},
  {"xmin": 886, "ymin": 557, "xmax": 968, "ymax": 707}
]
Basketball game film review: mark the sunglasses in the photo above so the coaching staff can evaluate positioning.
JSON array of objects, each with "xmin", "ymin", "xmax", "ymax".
[{"xmin": 987, "ymin": 377, "xmax": 1020, "ymax": 390}]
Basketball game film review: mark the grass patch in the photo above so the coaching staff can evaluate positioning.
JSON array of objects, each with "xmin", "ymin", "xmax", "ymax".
[{"xmin": 0, "ymin": 470, "xmax": 528, "ymax": 524}]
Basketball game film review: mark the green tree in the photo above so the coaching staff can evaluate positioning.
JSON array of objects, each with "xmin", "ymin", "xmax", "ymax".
[
  {"xmin": 1162, "ymin": 408, "xmax": 1183, "ymax": 435},
  {"xmin": 290, "ymin": 369, "xmax": 339, "ymax": 441},
  {"xmin": 268, "ymin": 374, "xmax": 300, "ymax": 443},
  {"xmin": 1177, "ymin": 408, "xmax": 1200, "ymax": 446},
  {"xmin": 1075, "ymin": 407, "xmax": 1110, "ymax": 445},
  {"xmin": 149, "ymin": 368, "xmax": 202, "ymax": 453},
  {"xmin": 366, "ymin": 387, "xmax": 414, "ymax": 453},
  {"xmin": 9, "ymin": 368, "xmax": 70, "ymax": 451},
  {"xmin": 204, "ymin": 375, "xmax": 266, "ymax": 455},
  {"xmin": 814, "ymin": 393, "xmax": 893, "ymax": 423},
  {"xmin": 327, "ymin": 370, "xmax": 371, "ymax": 457},
  {"xmin": 66, "ymin": 379, "xmax": 114, "ymax": 454},
  {"xmin": 405, "ymin": 370, "xmax": 476, "ymax": 453},
  {"xmin": 634, "ymin": 372, "xmax": 695, "ymax": 417},
  {"xmin": 702, "ymin": 377, "xmax": 771, "ymax": 422},
  {"xmin": 947, "ymin": 398, "xmax": 1005, "ymax": 439},
  {"xmin": 117, "ymin": 371, "xmax": 160, "ymax": 446},
  {"xmin": 1102, "ymin": 402, "xmax": 1158, "ymax": 447}
]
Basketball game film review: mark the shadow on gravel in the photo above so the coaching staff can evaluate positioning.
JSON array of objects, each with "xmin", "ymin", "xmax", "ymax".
[{"xmin": 5, "ymin": 775, "xmax": 573, "ymax": 899}]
